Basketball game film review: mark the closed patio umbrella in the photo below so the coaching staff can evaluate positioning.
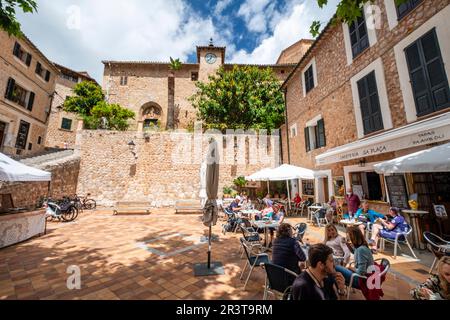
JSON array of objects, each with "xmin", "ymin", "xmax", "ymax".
[{"xmin": 195, "ymin": 139, "xmax": 224, "ymax": 276}]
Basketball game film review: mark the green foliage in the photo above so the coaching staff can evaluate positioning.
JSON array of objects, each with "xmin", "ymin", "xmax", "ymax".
[
  {"xmin": 233, "ymin": 176, "xmax": 247, "ymax": 189},
  {"xmin": 310, "ymin": 0, "xmax": 410, "ymax": 37},
  {"xmin": 190, "ymin": 66, "xmax": 285, "ymax": 132},
  {"xmin": 63, "ymin": 81, "xmax": 135, "ymax": 131},
  {"xmin": 169, "ymin": 57, "xmax": 182, "ymax": 71},
  {"xmin": 63, "ymin": 81, "xmax": 104, "ymax": 116},
  {"xmin": 0, "ymin": 0, "xmax": 37, "ymax": 36},
  {"xmin": 223, "ymin": 186, "xmax": 233, "ymax": 195}
]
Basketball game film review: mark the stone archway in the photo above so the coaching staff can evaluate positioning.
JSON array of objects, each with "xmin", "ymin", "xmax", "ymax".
[{"xmin": 140, "ymin": 103, "xmax": 163, "ymax": 130}]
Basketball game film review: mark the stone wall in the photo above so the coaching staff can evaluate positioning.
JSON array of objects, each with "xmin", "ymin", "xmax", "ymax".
[
  {"xmin": 0, "ymin": 156, "xmax": 80, "ymax": 209},
  {"xmin": 76, "ymin": 130, "xmax": 280, "ymax": 207}
]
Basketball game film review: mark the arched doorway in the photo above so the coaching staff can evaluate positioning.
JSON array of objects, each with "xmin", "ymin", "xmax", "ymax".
[{"xmin": 140, "ymin": 103, "xmax": 163, "ymax": 130}]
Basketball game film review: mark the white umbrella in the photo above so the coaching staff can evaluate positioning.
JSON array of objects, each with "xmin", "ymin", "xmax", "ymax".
[
  {"xmin": 267, "ymin": 164, "xmax": 316, "ymax": 181},
  {"xmin": 0, "ymin": 153, "xmax": 51, "ymax": 182},
  {"xmin": 374, "ymin": 143, "xmax": 450, "ymax": 174}
]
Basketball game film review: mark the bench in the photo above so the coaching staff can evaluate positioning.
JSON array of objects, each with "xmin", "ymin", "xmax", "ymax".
[
  {"xmin": 175, "ymin": 200, "xmax": 203, "ymax": 214},
  {"xmin": 113, "ymin": 201, "xmax": 152, "ymax": 215}
]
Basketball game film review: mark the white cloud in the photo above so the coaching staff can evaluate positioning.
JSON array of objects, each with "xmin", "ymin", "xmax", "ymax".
[
  {"xmin": 17, "ymin": 0, "xmax": 218, "ymax": 83},
  {"xmin": 237, "ymin": 0, "xmax": 272, "ymax": 33},
  {"xmin": 214, "ymin": 0, "xmax": 233, "ymax": 16},
  {"xmin": 230, "ymin": 0, "xmax": 339, "ymax": 64}
]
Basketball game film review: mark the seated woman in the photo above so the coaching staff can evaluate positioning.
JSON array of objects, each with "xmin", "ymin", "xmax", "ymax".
[
  {"xmin": 411, "ymin": 256, "xmax": 450, "ymax": 300},
  {"xmin": 324, "ymin": 224, "xmax": 351, "ymax": 266},
  {"xmin": 293, "ymin": 193, "xmax": 301, "ymax": 206},
  {"xmin": 369, "ymin": 207, "xmax": 408, "ymax": 253},
  {"xmin": 354, "ymin": 200, "xmax": 385, "ymax": 235},
  {"xmin": 325, "ymin": 196, "xmax": 337, "ymax": 223},
  {"xmin": 267, "ymin": 205, "xmax": 286, "ymax": 247},
  {"xmin": 335, "ymin": 226, "xmax": 374, "ymax": 289},
  {"xmin": 272, "ymin": 223, "xmax": 307, "ymax": 274}
]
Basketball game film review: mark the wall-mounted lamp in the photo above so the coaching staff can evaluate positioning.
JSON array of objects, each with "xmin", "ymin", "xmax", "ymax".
[
  {"xmin": 359, "ymin": 158, "xmax": 366, "ymax": 168},
  {"xmin": 128, "ymin": 140, "xmax": 137, "ymax": 159}
]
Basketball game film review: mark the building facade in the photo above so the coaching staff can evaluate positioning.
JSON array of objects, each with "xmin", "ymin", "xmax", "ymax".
[
  {"xmin": 0, "ymin": 31, "xmax": 58, "ymax": 157},
  {"xmin": 282, "ymin": 0, "xmax": 450, "ymax": 233},
  {"xmin": 102, "ymin": 41, "xmax": 305, "ymax": 131},
  {"xmin": 45, "ymin": 63, "xmax": 97, "ymax": 149}
]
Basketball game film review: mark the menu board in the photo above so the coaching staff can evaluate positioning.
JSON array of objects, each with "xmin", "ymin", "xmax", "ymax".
[{"xmin": 385, "ymin": 175, "xmax": 409, "ymax": 209}]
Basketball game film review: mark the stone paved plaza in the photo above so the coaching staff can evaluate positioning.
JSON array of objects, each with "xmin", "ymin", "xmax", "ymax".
[{"xmin": 0, "ymin": 210, "xmax": 433, "ymax": 300}]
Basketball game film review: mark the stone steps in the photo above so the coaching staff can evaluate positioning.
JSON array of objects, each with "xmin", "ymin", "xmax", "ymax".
[{"xmin": 20, "ymin": 149, "xmax": 75, "ymax": 167}]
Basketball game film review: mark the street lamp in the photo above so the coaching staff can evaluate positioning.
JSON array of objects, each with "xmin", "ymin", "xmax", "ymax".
[{"xmin": 128, "ymin": 140, "xmax": 137, "ymax": 159}]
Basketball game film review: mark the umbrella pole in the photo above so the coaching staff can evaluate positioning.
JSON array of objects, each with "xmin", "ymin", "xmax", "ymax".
[
  {"xmin": 286, "ymin": 180, "xmax": 292, "ymax": 210},
  {"xmin": 207, "ymin": 225, "xmax": 212, "ymax": 269}
]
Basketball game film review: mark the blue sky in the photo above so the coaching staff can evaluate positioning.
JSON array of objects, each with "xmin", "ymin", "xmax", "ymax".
[{"xmin": 17, "ymin": 0, "xmax": 339, "ymax": 83}]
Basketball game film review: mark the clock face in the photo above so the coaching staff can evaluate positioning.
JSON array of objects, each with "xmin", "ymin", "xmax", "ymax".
[{"xmin": 205, "ymin": 53, "xmax": 217, "ymax": 64}]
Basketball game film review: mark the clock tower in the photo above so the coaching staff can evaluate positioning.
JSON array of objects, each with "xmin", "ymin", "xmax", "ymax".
[{"xmin": 197, "ymin": 39, "xmax": 226, "ymax": 82}]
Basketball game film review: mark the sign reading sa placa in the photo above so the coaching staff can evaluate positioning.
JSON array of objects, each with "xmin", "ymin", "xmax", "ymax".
[{"xmin": 316, "ymin": 125, "xmax": 449, "ymax": 165}]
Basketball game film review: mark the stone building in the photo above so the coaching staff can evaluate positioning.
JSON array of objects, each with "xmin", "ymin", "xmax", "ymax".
[
  {"xmin": 0, "ymin": 30, "xmax": 58, "ymax": 157},
  {"xmin": 45, "ymin": 63, "xmax": 97, "ymax": 149},
  {"xmin": 281, "ymin": 0, "xmax": 450, "ymax": 229},
  {"xmin": 102, "ymin": 40, "xmax": 305, "ymax": 131}
]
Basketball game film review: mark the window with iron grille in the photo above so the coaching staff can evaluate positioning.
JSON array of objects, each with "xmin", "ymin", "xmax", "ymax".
[
  {"xmin": 120, "ymin": 76, "xmax": 128, "ymax": 86},
  {"xmin": 15, "ymin": 121, "xmax": 30, "ymax": 150},
  {"xmin": 397, "ymin": 0, "xmax": 423, "ymax": 20},
  {"xmin": 349, "ymin": 12, "xmax": 369, "ymax": 59},
  {"xmin": 61, "ymin": 118, "xmax": 73, "ymax": 131},
  {"xmin": 405, "ymin": 29, "xmax": 449, "ymax": 117}
]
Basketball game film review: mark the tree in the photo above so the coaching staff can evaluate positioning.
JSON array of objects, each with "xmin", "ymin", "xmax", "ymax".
[
  {"xmin": 167, "ymin": 57, "xmax": 182, "ymax": 130},
  {"xmin": 0, "ymin": 0, "xmax": 37, "ymax": 36},
  {"xmin": 310, "ymin": 0, "xmax": 409, "ymax": 37},
  {"xmin": 190, "ymin": 66, "xmax": 285, "ymax": 132},
  {"xmin": 63, "ymin": 81, "xmax": 104, "ymax": 116},
  {"xmin": 63, "ymin": 81, "xmax": 135, "ymax": 131}
]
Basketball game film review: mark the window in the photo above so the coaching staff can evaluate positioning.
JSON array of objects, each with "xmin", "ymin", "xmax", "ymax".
[
  {"xmin": 290, "ymin": 124, "xmax": 298, "ymax": 138},
  {"xmin": 13, "ymin": 42, "xmax": 32, "ymax": 66},
  {"xmin": 304, "ymin": 119, "xmax": 326, "ymax": 152},
  {"xmin": 120, "ymin": 76, "xmax": 128, "ymax": 86},
  {"xmin": 28, "ymin": 143, "xmax": 33, "ymax": 151},
  {"xmin": 397, "ymin": 0, "xmax": 423, "ymax": 20},
  {"xmin": 61, "ymin": 118, "xmax": 73, "ymax": 131},
  {"xmin": 61, "ymin": 72, "xmax": 79, "ymax": 83},
  {"xmin": 405, "ymin": 29, "xmax": 449, "ymax": 117},
  {"xmin": 35, "ymin": 62, "xmax": 51, "ymax": 82},
  {"xmin": 357, "ymin": 71, "xmax": 384, "ymax": 135},
  {"xmin": 15, "ymin": 120, "xmax": 30, "ymax": 150},
  {"xmin": 37, "ymin": 136, "xmax": 42, "ymax": 145},
  {"xmin": 304, "ymin": 65, "xmax": 315, "ymax": 94},
  {"xmin": 4, "ymin": 78, "xmax": 35, "ymax": 111},
  {"xmin": 349, "ymin": 12, "xmax": 369, "ymax": 59},
  {"xmin": 191, "ymin": 72, "xmax": 199, "ymax": 81}
]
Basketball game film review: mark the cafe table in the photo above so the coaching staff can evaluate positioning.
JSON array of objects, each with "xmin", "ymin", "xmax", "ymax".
[
  {"xmin": 402, "ymin": 209, "xmax": 428, "ymax": 249},
  {"xmin": 251, "ymin": 220, "xmax": 280, "ymax": 250},
  {"xmin": 240, "ymin": 209, "xmax": 261, "ymax": 220},
  {"xmin": 339, "ymin": 219, "xmax": 363, "ymax": 228}
]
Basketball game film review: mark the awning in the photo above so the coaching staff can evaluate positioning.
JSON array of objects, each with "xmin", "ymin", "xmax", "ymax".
[
  {"xmin": 0, "ymin": 153, "xmax": 51, "ymax": 182},
  {"xmin": 316, "ymin": 113, "xmax": 450, "ymax": 166},
  {"xmin": 246, "ymin": 164, "xmax": 324, "ymax": 182},
  {"xmin": 246, "ymin": 168, "xmax": 275, "ymax": 181},
  {"xmin": 374, "ymin": 142, "xmax": 450, "ymax": 174}
]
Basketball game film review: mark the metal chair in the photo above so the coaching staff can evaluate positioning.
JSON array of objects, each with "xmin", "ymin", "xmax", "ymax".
[
  {"xmin": 314, "ymin": 209, "xmax": 328, "ymax": 227},
  {"xmin": 423, "ymin": 232, "xmax": 450, "ymax": 274},
  {"xmin": 347, "ymin": 258, "xmax": 390, "ymax": 300},
  {"xmin": 379, "ymin": 224, "xmax": 418, "ymax": 260},
  {"xmin": 260, "ymin": 262, "xmax": 298, "ymax": 300},
  {"xmin": 240, "ymin": 242, "xmax": 270, "ymax": 290},
  {"xmin": 239, "ymin": 225, "xmax": 261, "ymax": 258},
  {"xmin": 293, "ymin": 223, "xmax": 308, "ymax": 243}
]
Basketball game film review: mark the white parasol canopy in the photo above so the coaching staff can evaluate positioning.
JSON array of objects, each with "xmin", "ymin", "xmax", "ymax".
[
  {"xmin": 266, "ymin": 164, "xmax": 317, "ymax": 181},
  {"xmin": 374, "ymin": 142, "xmax": 450, "ymax": 174},
  {"xmin": 0, "ymin": 152, "xmax": 51, "ymax": 182},
  {"xmin": 245, "ymin": 168, "xmax": 275, "ymax": 181}
]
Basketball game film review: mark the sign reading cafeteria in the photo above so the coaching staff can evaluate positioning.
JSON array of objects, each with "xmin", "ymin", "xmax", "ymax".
[{"xmin": 316, "ymin": 120, "xmax": 450, "ymax": 165}]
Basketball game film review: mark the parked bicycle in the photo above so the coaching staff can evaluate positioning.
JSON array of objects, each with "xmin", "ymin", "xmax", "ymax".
[
  {"xmin": 44, "ymin": 197, "xmax": 79, "ymax": 222},
  {"xmin": 72, "ymin": 194, "xmax": 97, "ymax": 211}
]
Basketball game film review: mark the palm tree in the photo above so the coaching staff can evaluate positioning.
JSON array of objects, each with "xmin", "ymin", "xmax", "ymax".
[{"xmin": 167, "ymin": 57, "xmax": 182, "ymax": 130}]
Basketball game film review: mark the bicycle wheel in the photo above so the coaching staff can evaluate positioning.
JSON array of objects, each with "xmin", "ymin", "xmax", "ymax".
[
  {"xmin": 84, "ymin": 199, "xmax": 97, "ymax": 210},
  {"xmin": 62, "ymin": 207, "xmax": 77, "ymax": 222}
]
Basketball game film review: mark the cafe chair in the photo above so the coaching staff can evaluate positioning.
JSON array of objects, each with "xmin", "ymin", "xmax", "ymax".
[
  {"xmin": 346, "ymin": 258, "xmax": 390, "ymax": 300},
  {"xmin": 293, "ymin": 223, "xmax": 308, "ymax": 243},
  {"xmin": 423, "ymin": 232, "xmax": 450, "ymax": 274},
  {"xmin": 239, "ymin": 225, "xmax": 261, "ymax": 258},
  {"xmin": 379, "ymin": 224, "xmax": 418, "ymax": 260},
  {"xmin": 240, "ymin": 242, "xmax": 270, "ymax": 290},
  {"xmin": 260, "ymin": 262, "xmax": 298, "ymax": 300}
]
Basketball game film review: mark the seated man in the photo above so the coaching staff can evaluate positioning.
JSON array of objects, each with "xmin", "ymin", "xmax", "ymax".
[
  {"xmin": 227, "ymin": 196, "xmax": 242, "ymax": 214},
  {"xmin": 292, "ymin": 244, "xmax": 347, "ymax": 300},
  {"xmin": 355, "ymin": 200, "xmax": 385, "ymax": 235},
  {"xmin": 369, "ymin": 207, "xmax": 408, "ymax": 253}
]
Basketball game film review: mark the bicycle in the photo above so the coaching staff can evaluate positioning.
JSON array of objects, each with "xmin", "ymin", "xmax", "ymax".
[
  {"xmin": 73, "ymin": 194, "xmax": 97, "ymax": 211},
  {"xmin": 43, "ymin": 197, "xmax": 79, "ymax": 222}
]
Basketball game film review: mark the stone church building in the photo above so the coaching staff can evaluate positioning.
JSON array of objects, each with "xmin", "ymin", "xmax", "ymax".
[{"xmin": 102, "ymin": 40, "xmax": 311, "ymax": 131}]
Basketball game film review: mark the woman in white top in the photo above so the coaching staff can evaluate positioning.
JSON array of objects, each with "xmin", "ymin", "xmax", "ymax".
[{"xmin": 323, "ymin": 224, "xmax": 352, "ymax": 266}]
